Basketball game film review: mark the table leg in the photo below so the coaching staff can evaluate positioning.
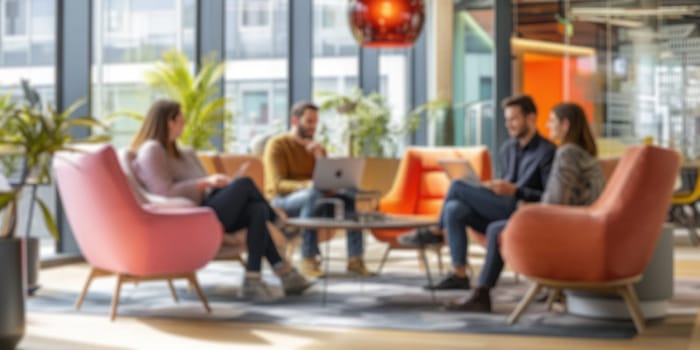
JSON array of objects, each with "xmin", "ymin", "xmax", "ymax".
[{"xmin": 323, "ymin": 233, "xmax": 330, "ymax": 306}]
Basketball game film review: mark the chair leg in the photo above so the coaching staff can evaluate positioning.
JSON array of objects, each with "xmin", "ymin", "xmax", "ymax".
[
  {"xmin": 187, "ymin": 273, "xmax": 211, "ymax": 313},
  {"xmin": 167, "ymin": 279, "xmax": 179, "ymax": 303},
  {"xmin": 619, "ymin": 283, "xmax": 646, "ymax": 334},
  {"xmin": 507, "ymin": 283, "xmax": 542, "ymax": 325},
  {"xmin": 376, "ymin": 246, "xmax": 391, "ymax": 274},
  {"xmin": 514, "ymin": 272, "xmax": 520, "ymax": 284},
  {"xmin": 75, "ymin": 267, "xmax": 98, "ymax": 310},
  {"xmin": 110, "ymin": 274, "xmax": 124, "ymax": 321},
  {"xmin": 545, "ymin": 288, "xmax": 561, "ymax": 311}
]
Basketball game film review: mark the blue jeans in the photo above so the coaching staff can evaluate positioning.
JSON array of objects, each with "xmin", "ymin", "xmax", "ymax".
[
  {"xmin": 272, "ymin": 188, "xmax": 363, "ymax": 258},
  {"xmin": 438, "ymin": 181, "xmax": 517, "ymax": 267},
  {"xmin": 478, "ymin": 220, "xmax": 508, "ymax": 287}
]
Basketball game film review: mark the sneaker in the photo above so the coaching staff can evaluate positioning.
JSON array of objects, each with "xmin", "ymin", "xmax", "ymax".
[
  {"xmin": 397, "ymin": 228, "xmax": 444, "ymax": 247},
  {"xmin": 239, "ymin": 274, "xmax": 275, "ymax": 301},
  {"xmin": 445, "ymin": 286, "xmax": 492, "ymax": 312},
  {"xmin": 424, "ymin": 273, "xmax": 471, "ymax": 290},
  {"xmin": 301, "ymin": 257, "xmax": 325, "ymax": 278},
  {"xmin": 280, "ymin": 268, "xmax": 314, "ymax": 295},
  {"xmin": 347, "ymin": 256, "xmax": 375, "ymax": 276}
]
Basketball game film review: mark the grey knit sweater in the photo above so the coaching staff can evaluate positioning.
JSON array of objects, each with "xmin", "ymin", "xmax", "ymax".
[{"xmin": 541, "ymin": 143, "xmax": 604, "ymax": 206}]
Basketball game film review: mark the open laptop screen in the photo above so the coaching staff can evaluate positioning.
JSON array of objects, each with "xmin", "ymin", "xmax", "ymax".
[{"xmin": 312, "ymin": 158, "xmax": 365, "ymax": 191}]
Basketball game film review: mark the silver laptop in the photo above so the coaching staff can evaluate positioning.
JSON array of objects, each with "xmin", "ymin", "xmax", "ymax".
[
  {"xmin": 438, "ymin": 159, "xmax": 480, "ymax": 186},
  {"xmin": 312, "ymin": 158, "xmax": 365, "ymax": 191}
]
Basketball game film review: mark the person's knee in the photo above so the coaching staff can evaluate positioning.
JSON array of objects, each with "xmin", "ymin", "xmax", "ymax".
[{"xmin": 444, "ymin": 199, "xmax": 467, "ymax": 217}]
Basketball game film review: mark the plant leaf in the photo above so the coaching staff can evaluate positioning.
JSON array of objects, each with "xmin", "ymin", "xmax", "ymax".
[{"xmin": 36, "ymin": 197, "xmax": 59, "ymax": 241}]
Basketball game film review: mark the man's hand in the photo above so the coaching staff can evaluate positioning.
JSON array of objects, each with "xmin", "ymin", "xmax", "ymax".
[
  {"xmin": 304, "ymin": 140, "xmax": 326, "ymax": 158},
  {"xmin": 484, "ymin": 179, "xmax": 517, "ymax": 196}
]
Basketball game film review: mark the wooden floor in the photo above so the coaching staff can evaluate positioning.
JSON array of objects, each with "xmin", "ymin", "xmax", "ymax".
[{"xmin": 18, "ymin": 243, "xmax": 700, "ymax": 350}]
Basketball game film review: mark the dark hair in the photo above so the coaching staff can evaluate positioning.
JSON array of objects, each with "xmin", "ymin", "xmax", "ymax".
[
  {"xmin": 130, "ymin": 99, "xmax": 182, "ymax": 158},
  {"xmin": 551, "ymin": 102, "xmax": 597, "ymax": 157},
  {"xmin": 501, "ymin": 95, "xmax": 537, "ymax": 117},
  {"xmin": 290, "ymin": 101, "xmax": 319, "ymax": 120}
]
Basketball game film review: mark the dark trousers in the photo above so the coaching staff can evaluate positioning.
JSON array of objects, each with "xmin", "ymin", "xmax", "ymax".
[
  {"xmin": 203, "ymin": 177, "xmax": 282, "ymax": 272},
  {"xmin": 478, "ymin": 220, "xmax": 508, "ymax": 287},
  {"xmin": 438, "ymin": 181, "xmax": 517, "ymax": 267}
]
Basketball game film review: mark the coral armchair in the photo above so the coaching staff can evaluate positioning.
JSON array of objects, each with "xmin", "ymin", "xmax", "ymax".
[
  {"xmin": 502, "ymin": 146, "xmax": 681, "ymax": 333},
  {"xmin": 372, "ymin": 146, "xmax": 493, "ymax": 273},
  {"xmin": 54, "ymin": 145, "xmax": 223, "ymax": 320}
]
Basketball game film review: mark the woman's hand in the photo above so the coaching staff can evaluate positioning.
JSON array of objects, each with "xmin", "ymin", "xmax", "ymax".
[{"xmin": 199, "ymin": 174, "xmax": 231, "ymax": 191}]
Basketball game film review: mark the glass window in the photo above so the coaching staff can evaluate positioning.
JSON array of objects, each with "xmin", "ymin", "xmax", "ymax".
[
  {"xmin": 225, "ymin": 0, "xmax": 288, "ymax": 153},
  {"xmin": 0, "ymin": 0, "xmax": 56, "ymax": 258},
  {"xmin": 380, "ymin": 48, "xmax": 410, "ymax": 157},
  {"xmin": 3, "ymin": 0, "xmax": 26, "ymax": 36},
  {"xmin": 92, "ymin": 0, "xmax": 196, "ymax": 148},
  {"xmin": 313, "ymin": 0, "xmax": 359, "ymax": 156},
  {"xmin": 240, "ymin": 0, "xmax": 270, "ymax": 28}
]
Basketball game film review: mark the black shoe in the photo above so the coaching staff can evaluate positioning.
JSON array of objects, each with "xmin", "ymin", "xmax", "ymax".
[
  {"xmin": 445, "ymin": 286, "xmax": 492, "ymax": 312},
  {"xmin": 397, "ymin": 228, "xmax": 444, "ymax": 247},
  {"xmin": 424, "ymin": 274, "xmax": 470, "ymax": 290}
]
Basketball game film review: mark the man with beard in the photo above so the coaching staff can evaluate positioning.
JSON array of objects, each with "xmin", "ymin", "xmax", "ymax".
[
  {"xmin": 398, "ymin": 95, "xmax": 556, "ymax": 292},
  {"xmin": 263, "ymin": 101, "xmax": 370, "ymax": 277}
]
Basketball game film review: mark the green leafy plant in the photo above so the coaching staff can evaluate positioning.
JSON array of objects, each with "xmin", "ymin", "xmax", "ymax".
[
  {"xmin": 112, "ymin": 50, "xmax": 232, "ymax": 151},
  {"xmin": 315, "ymin": 89, "xmax": 449, "ymax": 157},
  {"xmin": 0, "ymin": 94, "xmax": 110, "ymax": 240},
  {"xmin": 316, "ymin": 88, "xmax": 404, "ymax": 158}
]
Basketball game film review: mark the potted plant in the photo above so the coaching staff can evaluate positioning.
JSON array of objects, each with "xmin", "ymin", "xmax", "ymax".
[
  {"xmin": 315, "ymin": 88, "xmax": 447, "ymax": 157},
  {"xmin": 111, "ymin": 50, "xmax": 233, "ymax": 152},
  {"xmin": 0, "ymin": 92, "xmax": 108, "ymax": 349}
]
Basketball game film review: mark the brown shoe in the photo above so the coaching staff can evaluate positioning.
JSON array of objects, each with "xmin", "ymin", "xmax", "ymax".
[
  {"xmin": 347, "ymin": 256, "xmax": 375, "ymax": 276},
  {"xmin": 301, "ymin": 257, "xmax": 324, "ymax": 278},
  {"xmin": 445, "ymin": 286, "xmax": 492, "ymax": 312}
]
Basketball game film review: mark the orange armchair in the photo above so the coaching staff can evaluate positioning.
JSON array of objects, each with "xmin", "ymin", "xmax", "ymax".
[
  {"xmin": 372, "ymin": 146, "xmax": 493, "ymax": 273},
  {"xmin": 502, "ymin": 145, "xmax": 681, "ymax": 333},
  {"xmin": 54, "ymin": 145, "xmax": 223, "ymax": 320}
]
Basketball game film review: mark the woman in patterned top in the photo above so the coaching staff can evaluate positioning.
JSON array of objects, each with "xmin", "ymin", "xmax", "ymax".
[{"xmin": 447, "ymin": 102, "xmax": 605, "ymax": 312}]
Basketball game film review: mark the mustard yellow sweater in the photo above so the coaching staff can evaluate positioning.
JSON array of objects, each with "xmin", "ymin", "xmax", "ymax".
[{"xmin": 263, "ymin": 133, "xmax": 315, "ymax": 198}]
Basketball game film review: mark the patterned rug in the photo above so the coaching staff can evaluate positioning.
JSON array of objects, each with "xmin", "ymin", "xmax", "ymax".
[{"xmin": 26, "ymin": 261, "xmax": 700, "ymax": 339}]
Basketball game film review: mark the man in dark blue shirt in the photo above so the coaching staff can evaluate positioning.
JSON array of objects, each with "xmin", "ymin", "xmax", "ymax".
[{"xmin": 399, "ymin": 95, "xmax": 556, "ymax": 290}]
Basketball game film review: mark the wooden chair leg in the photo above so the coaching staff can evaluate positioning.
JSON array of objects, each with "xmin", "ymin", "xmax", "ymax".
[
  {"xmin": 507, "ymin": 283, "xmax": 542, "ymax": 325},
  {"xmin": 167, "ymin": 279, "xmax": 179, "ymax": 303},
  {"xmin": 187, "ymin": 273, "xmax": 211, "ymax": 313},
  {"xmin": 545, "ymin": 288, "xmax": 561, "ymax": 311},
  {"xmin": 110, "ymin": 274, "xmax": 124, "ymax": 321},
  {"xmin": 376, "ymin": 246, "xmax": 391, "ymax": 274},
  {"xmin": 75, "ymin": 267, "xmax": 98, "ymax": 310},
  {"xmin": 619, "ymin": 283, "xmax": 646, "ymax": 334}
]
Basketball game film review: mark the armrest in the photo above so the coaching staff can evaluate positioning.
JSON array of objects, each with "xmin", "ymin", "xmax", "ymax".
[{"xmin": 502, "ymin": 204, "xmax": 608, "ymax": 281}]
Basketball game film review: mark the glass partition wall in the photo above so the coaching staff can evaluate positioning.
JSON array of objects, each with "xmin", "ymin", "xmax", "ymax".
[
  {"xmin": 513, "ymin": 0, "xmax": 700, "ymax": 159},
  {"xmin": 455, "ymin": 0, "xmax": 700, "ymax": 160}
]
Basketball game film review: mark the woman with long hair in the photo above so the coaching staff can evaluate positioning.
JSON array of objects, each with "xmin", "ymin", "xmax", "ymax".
[
  {"xmin": 448, "ymin": 102, "xmax": 605, "ymax": 312},
  {"xmin": 130, "ymin": 99, "xmax": 311, "ymax": 301}
]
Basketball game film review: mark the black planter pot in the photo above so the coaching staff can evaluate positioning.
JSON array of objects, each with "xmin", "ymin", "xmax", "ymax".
[{"xmin": 0, "ymin": 239, "xmax": 25, "ymax": 350}]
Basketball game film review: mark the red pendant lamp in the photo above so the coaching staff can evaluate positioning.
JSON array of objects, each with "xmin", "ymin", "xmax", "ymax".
[{"xmin": 348, "ymin": 0, "xmax": 425, "ymax": 48}]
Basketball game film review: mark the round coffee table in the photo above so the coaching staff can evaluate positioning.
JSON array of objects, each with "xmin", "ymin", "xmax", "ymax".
[{"xmin": 285, "ymin": 215, "xmax": 438, "ymax": 304}]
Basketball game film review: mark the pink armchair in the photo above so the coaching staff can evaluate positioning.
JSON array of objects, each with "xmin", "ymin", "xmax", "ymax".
[
  {"xmin": 502, "ymin": 145, "xmax": 681, "ymax": 333},
  {"xmin": 54, "ymin": 145, "xmax": 223, "ymax": 320}
]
